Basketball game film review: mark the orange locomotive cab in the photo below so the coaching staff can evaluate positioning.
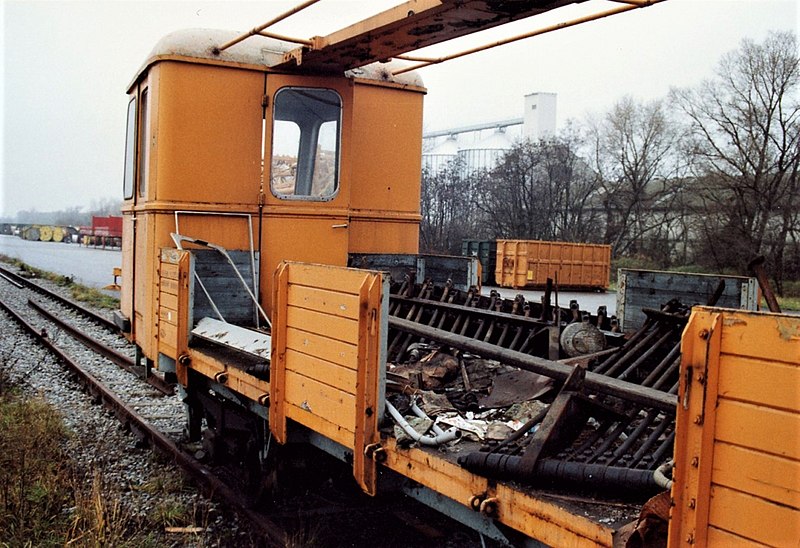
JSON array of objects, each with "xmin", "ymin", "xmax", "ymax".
[
  {"xmin": 118, "ymin": 29, "xmax": 426, "ymax": 359},
  {"xmin": 117, "ymin": 26, "xmax": 634, "ymax": 548}
]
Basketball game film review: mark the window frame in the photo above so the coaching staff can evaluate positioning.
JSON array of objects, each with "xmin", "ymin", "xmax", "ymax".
[
  {"xmin": 137, "ymin": 89, "xmax": 150, "ymax": 199},
  {"xmin": 269, "ymin": 86, "xmax": 342, "ymax": 202},
  {"xmin": 122, "ymin": 97, "xmax": 137, "ymax": 200}
]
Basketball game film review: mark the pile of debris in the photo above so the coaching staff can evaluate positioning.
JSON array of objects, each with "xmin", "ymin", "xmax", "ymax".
[{"xmin": 385, "ymin": 280, "xmax": 689, "ymax": 500}]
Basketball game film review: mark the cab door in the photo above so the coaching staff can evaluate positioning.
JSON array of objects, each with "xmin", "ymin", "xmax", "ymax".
[{"xmin": 260, "ymin": 74, "xmax": 353, "ymax": 314}]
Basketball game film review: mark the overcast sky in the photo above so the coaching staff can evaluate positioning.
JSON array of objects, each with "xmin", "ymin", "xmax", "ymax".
[{"xmin": 1, "ymin": 0, "xmax": 797, "ymax": 218}]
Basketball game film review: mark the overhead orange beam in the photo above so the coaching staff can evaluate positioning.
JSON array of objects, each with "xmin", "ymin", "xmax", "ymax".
[
  {"xmin": 276, "ymin": 0, "xmax": 582, "ymax": 73},
  {"xmin": 392, "ymin": 1, "xmax": 654, "ymax": 75}
]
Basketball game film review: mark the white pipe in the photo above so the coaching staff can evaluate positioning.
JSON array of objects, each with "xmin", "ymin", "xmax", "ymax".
[
  {"xmin": 409, "ymin": 400, "xmax": 446, "ymax": 437},
  {"xmin": 171, "ymin": 233, "xmax": 226, "ymax": 322},
  {"xmin": 385, "ymin": 401, "xmax": 460, "ymax": 446},
  {"xmin": 173, "ymin": 211, "xmax": 260, "ymax": 326},
  {"xmin": 653, "ymin": 459, "xmax": 674, "ymax": 490},
  {"xmin": 171, "ymin": 233, "xmax": 270, "ymax": 328}
]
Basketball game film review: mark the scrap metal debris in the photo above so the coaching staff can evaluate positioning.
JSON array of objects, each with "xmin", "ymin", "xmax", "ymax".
[{"xmin": 384, "ymin": 280, "xmax": 691, "ymax": 501}]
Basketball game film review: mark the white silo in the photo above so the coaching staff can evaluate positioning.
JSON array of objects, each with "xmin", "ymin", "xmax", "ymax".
[
  {"xmin": 523, "ymin": 92, "xmax": 557, "ymax": 141},
  {"xmin": 458, "ymin": 128, "xmax": 513, "ymax": 173},
  {"xmin": 422, "ymin": 135, "xmax": 459, "ymax": 173}
]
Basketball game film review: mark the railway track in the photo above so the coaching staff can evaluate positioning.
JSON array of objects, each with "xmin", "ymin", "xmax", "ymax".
[
  {"xmin": 0, "ymin": 264, "xmax": 304, "ymax": 544},
  {"xmin": 0, "ymin": 264, "xmax": 174, "ymax": 395},
  {"xmin": 0, "ymin": 299, "xmax": 287, "ymax": 545}
]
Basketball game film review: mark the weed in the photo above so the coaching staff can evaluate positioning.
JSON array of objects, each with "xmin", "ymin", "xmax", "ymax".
[
  {"xmin": 151, "ymin": 499, "xmax": 191, "ymax": 527},
  {"xmin": 135, "ymin": 468, "xmax": 187, "ymax": 495},
  {"xmin": 0, "ymin": 396, "xmax": 72, "ymax": 546},
  {"xmin": 65, "ymin": 469, "xmax": 130, "ymax": 547},
  {"xmin": 68, "ymin": 285, "xmax": 119, "ymax": 310}
]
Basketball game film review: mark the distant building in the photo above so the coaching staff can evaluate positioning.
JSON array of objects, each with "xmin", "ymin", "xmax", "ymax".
[
  {"xmin": 423, "ymin": 92, "xmax": 557, "ymax": 174},
  {"xmin": 523, "ymin": 92, "xmax": 557, "ymax": 142}
]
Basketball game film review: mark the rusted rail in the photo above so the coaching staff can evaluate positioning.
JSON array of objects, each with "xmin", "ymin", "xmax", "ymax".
[
  {"xmin": 389, "ymin": 316, "xmax": 676, "ymax": 412},
  {"xmin": 0, "ymin": 264, "xmax": 118, "ymax": 331},
  {"xmin": 26, "ymin": 298, "xmax": 173, "ymax": 395}
]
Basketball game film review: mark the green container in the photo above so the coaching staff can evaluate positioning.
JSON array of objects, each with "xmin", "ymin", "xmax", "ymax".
[{"xmin": 461, "ymin": 240, "xmax": 497, "ymax": 285}]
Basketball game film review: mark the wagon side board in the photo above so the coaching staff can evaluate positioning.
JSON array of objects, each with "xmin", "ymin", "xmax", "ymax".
[
  {"xmin": 670, "ymin": 307, "xmax": 800, "ymax": 546},
  {"xmin": 270, "ymin": 261, "xmax": 387, "ymax": 495}
]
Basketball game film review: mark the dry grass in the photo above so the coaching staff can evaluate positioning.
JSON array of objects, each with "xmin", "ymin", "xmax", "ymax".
[{"xmin": 0, "ymin": 395, "xmax": 73, "ymax": 546}]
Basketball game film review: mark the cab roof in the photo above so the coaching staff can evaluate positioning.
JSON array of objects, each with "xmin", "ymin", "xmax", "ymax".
[{"xmin": 128, "ymin": 28, "xmax": 424, "ymax": 92}]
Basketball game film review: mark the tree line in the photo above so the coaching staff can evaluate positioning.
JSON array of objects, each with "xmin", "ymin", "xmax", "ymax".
[
  {"xmin": 7, "ymin": 197, "xmax": 122, "ymax": 227},
  {"xmin": 420, "ymin": 31, "xmax": 799, "ymax": 292}
]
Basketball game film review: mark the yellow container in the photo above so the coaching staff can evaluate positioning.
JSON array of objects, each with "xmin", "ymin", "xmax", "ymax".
[{"xmin": 495, "ymin": 239, "xmax": 611, "ymax": 290}]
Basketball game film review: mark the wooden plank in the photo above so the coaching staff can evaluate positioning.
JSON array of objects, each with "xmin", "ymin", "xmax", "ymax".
[
  {"xmin": 708, "ymin": 484, "xmax": 800, "ymax": 546},
  {"xmin": 270, "ymin": 262, "xmax": 290, "ymax": 443},
  {"xmin": 187, "ymin": 347, "xmax": 269, "ymax": 403},
  {"xmin": 718, "ymin": 354, "xmax": 800, "ymax": 412},
  {"xmin": 159, "ymin": 319, "xmax": 177, "ymax": 344},
  {"xmin": 707, "ymin": 526, "xmax": 771, "ymax": 547},
  {"xmin": 287, "ymin": 284, "xmax": 361, "ymax": 320},
  {"xmin": 287, "ymin": 262, "xmax": 373, "ymax": 295},
  {"xmin": 174, "ymin": 250, "xmax": 192, "ymax": 386},
  {"xmin": 283, "ymin": 403, "xmax": 353, "ymax": 448},
  {"xmin": 712, "ymin": 441, "xmax": 800, "ymax": 510},
  {"xmin": 353, "ymin": 273, "xmax": 382, "ymax": 495},
  {"xmin": 287, "ymin": 306, "xmax": 359, "ymax": 344},
  {"xmin": 160, "ymin": 278, "xmax": 179, "ymax": 296},
  {"xmin": 669, "ymin": 309, "xmax": 721, "ymax": 548},
  {"xmin": 160, "ymin": 263, "xmax": 179, "ymax": 280},
  {"xmin": 718, "ymin": 313, "xmax": 800, "ymax": 362},
  {"xmin": 190, "ymin": 249, "xmax": 256, "ymax": 327},
  {"xmin": 285, "ymin": 348, "xmax": 358, "ymax": 394},
  {"xmin": 284, "ymin": 370, "xmax": 356, "ymax": 431},
  {"xmin": 159, "ymin": 291, "xmax": 178, "ymax": 311},
  {"xmin": 158, "ymin": 307, "xmax": 178, "ymax": 326},
  {"xmin": 192, "ymin": 278, "xmax": 252, "ymax": 290},
  {"xmin": 286, "ymin": 326, "xmax": 358, "ymax": 370},
  {"xmin": 383, "ymin": 439, "xmax": 614, "ymax": 547},
  {"xmin": 715, "ymin": 399, "xmax": 800, "ymax": 459},
  {"xmin": 160, "ymin": 248, "xmax": 184, "ymax": 265}
]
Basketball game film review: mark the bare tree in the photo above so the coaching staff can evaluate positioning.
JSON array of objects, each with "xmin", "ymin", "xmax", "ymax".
[
  {"xmin": 474, "ymin": 135, "xmax": 601, "ymax": 242},
  {"xmin": 584, "ymin": 96, "xmax": 686, "ymax": 260},
  {"xmin": 420, "ymin": 158, "xmax": 481, "ymax": 253},
  {"xmin": 672, "ymin": 31, "xmax": 800, "ymax": 289}
]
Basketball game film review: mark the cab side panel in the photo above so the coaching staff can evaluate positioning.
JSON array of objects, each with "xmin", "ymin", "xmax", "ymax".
[
  {"xmin": 127, "ymin": 61, "xmax": 264, "ymax": 360},
  {"xmin": 348, "ymin": 83, "xmax": 424, "ymax": 254},
  {"xmin": 154, "ymin": 62, "xmax": 263, "ymax": 206}
]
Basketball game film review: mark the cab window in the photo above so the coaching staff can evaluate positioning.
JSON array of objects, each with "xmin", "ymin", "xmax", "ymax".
[
  {"xmin": 138, "ymin": 90, "xmax": 150, "ymax": 198},
  {"xmin": 123, "ymin": 98, "xmax": 136, "ymax": 200},
  {"xmin": 270, "ymin": 88, "xmax": 341, "ymax": 200}
]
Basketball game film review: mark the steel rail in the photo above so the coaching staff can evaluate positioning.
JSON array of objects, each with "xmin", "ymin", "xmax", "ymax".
[
  {"xmin": 27, "ymin": 298, "xmax": 173, "ymax": 396},
  {"xmin": 0, "ymin": 296, "xmax": 287, "ymax": 547},
  {"xmin": 391, "ymin": 293, "xmax": 552, "ymax": 327},
  {"xmin": 0, "ymin": 265, "xmax": 118, "ymax": 332},
  {"xmin": 214, "ymin": 0, "xmax": 321, "ymax": 53}
]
